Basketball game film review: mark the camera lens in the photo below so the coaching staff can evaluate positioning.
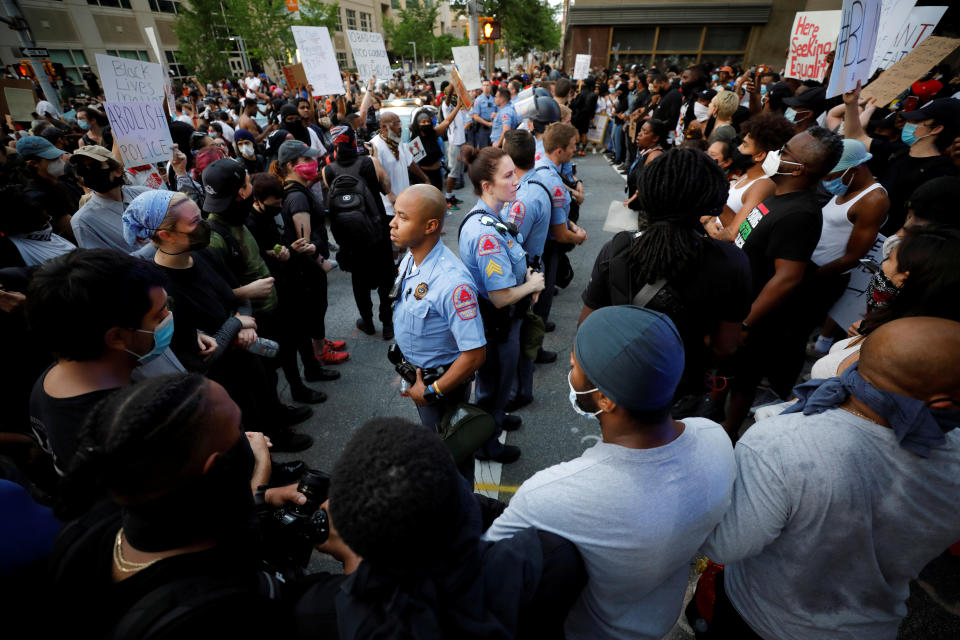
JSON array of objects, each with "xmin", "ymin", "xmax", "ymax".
[{"xmin": 296, "ymin": 469, "xmax": 330, "ymax": 515}]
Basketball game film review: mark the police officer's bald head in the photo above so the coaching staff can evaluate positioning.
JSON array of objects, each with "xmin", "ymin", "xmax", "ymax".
[{"xmin": 396, "ymin": 184, "xmax": 446, "ymax": 225}]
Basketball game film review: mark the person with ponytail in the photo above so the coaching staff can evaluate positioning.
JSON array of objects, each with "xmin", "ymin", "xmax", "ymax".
[{"xmin": 579, "ymin": 148, "xmax": 752, "ymax": 398}]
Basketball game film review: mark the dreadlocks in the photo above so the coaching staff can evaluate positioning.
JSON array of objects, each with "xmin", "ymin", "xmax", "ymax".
[{"xmin": 630, "ymin": 148, "xmax": 729, "ymax": 283}]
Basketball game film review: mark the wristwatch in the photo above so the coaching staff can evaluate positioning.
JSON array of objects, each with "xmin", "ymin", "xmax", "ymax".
[{"xmin": 422, "ymin": 382, "xmax": 444, "ymax": 404}]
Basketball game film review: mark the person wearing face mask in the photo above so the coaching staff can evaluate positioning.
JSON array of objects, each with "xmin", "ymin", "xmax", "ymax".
[
  {"xmin": 75, "ymin": 107, "xmax": 112, "ymax": 149},
  {"xmin": 694, "ymin": 316, "xmax": 960, "ymax": 640},
  {"xmin": 781, "ymin": 85, "xmax": 826, "ymax": 133},
  {"xmin": 0, "ymin": 184, "xmax": 76, "ymax": 268},
  {"xmin": 68, "ymin": 146, "xmax": 153, "ymax": 253},
  {"xmin": 484, "ymin": 305, "xmax": 735, "ymax": 640},
  {"xmin": 123, "ymin": 189, "xmax": 315, "ymax": 451},
  {"xmin": 233, "ymin": 128, "xmax": 266, "ymax": 173},
  {"xmin": 411, "ymin": 103, "xmax": 463, "ymax": 192},
  {"xmin": 279, "ymin": 103, "xmax": 326, "ymax": 155},
  {"xmin": 16, "ymin": 136, "xmax": 80, "ymax": 245},
  {"xmin": 458, "ymin": 146, "xmax": 545, "ymax": 463},
  {"xmin": 25, "ymin": 248, "xmax": 171, "ymax": 475}
]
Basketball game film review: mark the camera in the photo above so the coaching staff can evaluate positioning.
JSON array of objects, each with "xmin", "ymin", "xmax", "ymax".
[
  {"xmin": 388, "ymin": 343, "xmax": 418, "ymax": 385},
  {"xmin": 261, "ymin": 469, "xmax": 330, "ymax": 568}
]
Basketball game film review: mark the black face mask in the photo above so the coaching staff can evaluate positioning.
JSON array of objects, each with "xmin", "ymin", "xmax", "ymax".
[
  {"xmin": 187, "ymin": 219, "xmax": 212, "ymax": 251},
  {"xmin": 222, "ymin": 194, "xmax": 254, "ymax": 226},
  {"xmin": 260, "ymin": 203, "xmax": 282, "ymax": 217},
  {"xmin": 83, "ymin": 167, "xmax": 125, "ymax": 193}
]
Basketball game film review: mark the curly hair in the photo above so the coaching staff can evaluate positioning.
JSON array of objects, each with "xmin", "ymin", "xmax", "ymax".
[{"xmin": 739, "ymin": 111, "xmax": 795, "ymax": 153}]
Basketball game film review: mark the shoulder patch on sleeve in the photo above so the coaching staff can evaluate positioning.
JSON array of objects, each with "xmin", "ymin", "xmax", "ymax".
[
  {"xmin": 478, "ymin": 234, "xmax": 501, "ymax": 256},
  {"xmin": 552, "ymin": 186, "xmax": 566, "ymax": 205},
  {"xmin": 453, "ymin": 284, "xmax": 478, "ymax": 320},
  {"xmin": 509, "ymin": 201, "xmax": 526, "ymax": 226}
]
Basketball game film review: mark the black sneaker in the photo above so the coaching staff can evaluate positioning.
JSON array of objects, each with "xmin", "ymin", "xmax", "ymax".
[
  {"xmin": 502, "ymin": 414, "xmax": 522, "ymax": 431},
  {"xmin": 382, "ymin": 324, "xmax": 394, "ymax": 340},
  {"xmin": 303, "ymin": 366, "xmax": 340, "ymax": 382},
  {"xmin": 544, "ymin": 321, "xmax": 556, "ymax": 333},
  {"xmin": 535, "ymin": 349, "xmax": 558, "ymax": 364},
  {"xmin": 268, "ymin": 429, "xmax": 314, "ymax": 453},
  {"xmin": 505, "ymin": 394, "xmax": 533, "ymax": 412},
  {"xmin": 475, "ymin": 444, "xmax": 521, "ymax": 464},
  {"xmin": 290, "ymin": 387, "xmax": 327, "ymax": 404},
  {"xmin": 356, "ymin": 318, "xmax": 376, "ymax": 335},
  {"xmin": 450, "ymin": 195, "xmax": 462, "ymax": 205},
  {"xmin": 276, "ymin": 404, "xmax": 313, "ymax": 428}
]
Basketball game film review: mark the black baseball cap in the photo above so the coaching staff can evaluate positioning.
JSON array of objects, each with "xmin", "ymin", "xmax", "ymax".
[
  {"xmin": 783, "ymin": 85, "xmax": 826, "ymax": 113},
  {"xmin": 201, "ymin": 158, "xmax": 247, "ymax": 214},
  {"xmin": 902, "ymin": 98, "xmax": 960, "ymax": 123},
  {"xmin": 277, "ymin": 140, "xmax": 318, "ymax": 166},
  {"xmin": 907, "ymin": 176, "xmax": 960, "ymax": 225}
]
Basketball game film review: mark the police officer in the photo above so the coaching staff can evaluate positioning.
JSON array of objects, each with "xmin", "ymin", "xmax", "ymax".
[
  {"xmin": 458, "ymin": 146, "xmax": 545, "ymax": 463},
  {"xmin": 388, "ymin": 184, "xmax": 486, "ymax": 475},
  {"xmin": 469, "ymin": 80, "xmax": 497, "ymax": 149},
  {"xmin": 491, "ymin": 87, "xmax": 521, "ymax": 149}
]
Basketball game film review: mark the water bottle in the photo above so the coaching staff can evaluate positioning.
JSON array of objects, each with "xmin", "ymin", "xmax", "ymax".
[
  {"xmin": 246, "ymin": 337, "xmax": 279, "ymax": 358},
  {"xmin": 399, "ymin": 378, "xmax": 410, "ymax": 397}
]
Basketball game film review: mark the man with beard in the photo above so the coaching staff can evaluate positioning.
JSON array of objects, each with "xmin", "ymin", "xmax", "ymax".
[
  {"xmin": 673, "ymin": 65, "xmax": 708, "ymax": 147},
  {"xmin": 370, "ymin": 111, "xmax": 428, "ymax": 217},
  {"xmin": 68, "ymin": 146, "xmax": 151, "ymax": 252},
  {"xmin": 280, "ymin": 103, "xmax": 326, "ymax": 154}
]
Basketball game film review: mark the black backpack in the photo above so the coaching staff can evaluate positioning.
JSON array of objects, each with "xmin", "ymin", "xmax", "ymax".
[{"xmin": 324, "ymin": 162, "xmax": 383, "ymax": 252}]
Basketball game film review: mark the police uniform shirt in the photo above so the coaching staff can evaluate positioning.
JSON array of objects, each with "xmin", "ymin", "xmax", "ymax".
[
  {"xmin": 471, "ymin": 93, "xmax": 497, "ymax": 124},
  {"xmin": 491, "ymin": 103, "xmax": 521, "ymax": 144},
  {"xmin": 459, "ymin": 198, "xmax": 527, "ymax": 299},
  {"xmin": 392, "ymin": 241, "xmax": 486, "ymax": 369},
  {"xmin": 501, "ymin": 171, "xmax": 552, "ymax": 260},
  {"xmin": 533, "ymin": 155, "xmax": 571, "ymax": 239},
  {"xmin": 534, "ymin": 137, "xmax": 574, "ymax": 181}
]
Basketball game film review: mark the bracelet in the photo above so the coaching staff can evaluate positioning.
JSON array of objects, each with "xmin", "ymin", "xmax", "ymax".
[
  {"xmin": 430, "ymin": 382, "xmax": 444, "ymax": 398},
  {"xmin": 741, "ymin": 321, "xmax": 751, "ymax": 331}
]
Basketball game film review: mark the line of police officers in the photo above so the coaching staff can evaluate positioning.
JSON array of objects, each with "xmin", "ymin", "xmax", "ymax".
[{"xmin": 387, "ymin": 90, "xmax": 588, "ymax": 472}]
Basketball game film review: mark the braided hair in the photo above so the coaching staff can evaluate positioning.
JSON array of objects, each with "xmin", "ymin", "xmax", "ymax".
[{"xmin": 631, "ymin": 148, "xmax": 728, "ymax": 283}]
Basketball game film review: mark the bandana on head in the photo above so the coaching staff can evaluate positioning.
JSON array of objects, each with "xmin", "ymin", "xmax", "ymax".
[
  {"xmin": 783, "ymin": 363, "xmax": 958, "ymax": 457},
  {"xmin": 331, "ymin": 125, "xmax": 359, "ymax": 160},
  {"xmin": 123, "ymin": 189, "xmax": 175, "ymax": 246}
]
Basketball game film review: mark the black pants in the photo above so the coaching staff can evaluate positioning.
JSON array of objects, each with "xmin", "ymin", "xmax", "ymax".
[
  {"xmin": 516, "ymin": 531, "xmax": 588, "ymax": 640},
  {"xmin": 533, "ymin": 242, "xmax": 560, "ymax": 324},
  {"xmin": 350, "ymin": 242, "xmax": 396, "ymax": 325},
  {"xmin": 254, "ymin": 306, "xmax": 310, "ymax": 394},
  {"xmin": 416, "ymin": 382, "xmax": 475, "ymax": 481},
  {"xmin": 207, "ymin": 348, "xmax": 285, "ymax": 432}
]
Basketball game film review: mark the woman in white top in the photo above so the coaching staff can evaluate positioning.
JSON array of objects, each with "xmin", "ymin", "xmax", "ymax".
[{"xmin": 703, "ymin": 112, "xmax": 794, "ymax": 243}]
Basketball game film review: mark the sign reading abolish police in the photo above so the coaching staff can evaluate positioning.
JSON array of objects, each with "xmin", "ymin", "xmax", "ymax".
[
  {"xmin": 346, "ymin": 30, "xmax": 392, "ymax": 82},
  {"xmin": 784, "ymin": 10, "xmax": 841, "ymax": 81},
  {"xmin": 103, "ymin": 101, "xmax": 173, "ymax": 166},
  {"xmin": 95, "ymin": 53, "xmax": 166, "ymax": 103},
  {"xmin": 291, "ymin": 26, "xmax": 344, "ymax": 96}
]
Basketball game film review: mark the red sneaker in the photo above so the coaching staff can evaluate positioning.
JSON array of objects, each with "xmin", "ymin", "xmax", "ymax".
[
  {"xmin": 318, "ymin": 344, "xmax": 350, "ymax": 365},
  {"xmin": 324, "ymin": 338, "xmax": 347, "ymax": 351}
]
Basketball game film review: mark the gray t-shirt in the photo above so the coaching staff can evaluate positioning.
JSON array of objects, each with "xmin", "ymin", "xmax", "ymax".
[
  {"xmin": 484, "ymin": 418, "xmax": 735, "ymax": 640},
  {"xmin": 701, "ymin": 409, "xmax": 960, "ymax": 639},
  {"xmin": 71, "ymin": 185, "xmax": 151, "ymax": 252}
]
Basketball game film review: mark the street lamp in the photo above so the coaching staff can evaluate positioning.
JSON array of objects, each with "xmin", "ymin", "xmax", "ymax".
[
  {"xmin": 228, "ymin": 35, "xmax": 250, "ymax": 74},
  {"xmin": 408, "ymin": 41, "xmax": 417, "ymax": 74}
]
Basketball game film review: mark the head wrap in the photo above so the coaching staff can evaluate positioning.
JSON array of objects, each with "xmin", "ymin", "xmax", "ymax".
[
  {"xmin": 123, "ymin": 189, "xmax": 175, "ymax": 246},
  {"xmin": 330, "ymin": 124, "xmax": 359, "ymax": 160},
  {"xmin": 234, "ymin": 128, "xmax": 256, "ymax": 144}
]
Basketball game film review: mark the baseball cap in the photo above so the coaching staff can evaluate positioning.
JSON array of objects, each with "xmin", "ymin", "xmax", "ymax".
[
  {"xmin": 906, "ymin": 176, "xmax": 960, "ymax": 225},
  {"xmin": 277, "ymin": 140, "xmax": 318, "ymax": 167},
  {"xmin": 574, "ymin": 306, "xmax": 684, "ymax": 412},
  {"xmin": 910, "ymin": 79, "xmax": 942, "ymax": 100},
  {"xmin": 69, "ymin": 145, "xmax": 117, "ymax": 165},
  {"xmin": 15, "ymin": 135, "xmax": 65, "ymax": 160},
  {"xmin": 720, "ymin": 66, "xmax": 734, "ymax": 74},
  {"xmin": 902, "ymin": 97, "xmax": 960, "ymax": 123},
  {"xmin": 783, "ymin": 85, "xmax": 826, "ymax": 113},
  {"xmin": 201, "ymin": 158, "xmax": 247, "ymax": 214},
  {"xmin": 830, "ymin": 138, "xmax": 872, "ymax": 173},
  {"xmin": 698, "ymin": 89, "xmax": 717, "ymax": 102}
]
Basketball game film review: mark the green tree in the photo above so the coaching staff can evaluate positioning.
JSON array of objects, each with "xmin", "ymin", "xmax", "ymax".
[
  {"xmin": 224, "ymin": 0, "xmax": 340, "ymax": 72},
  {"xmin": 383, "ymin": 0, "xmax": 439, "ymax": 63},
  {"xmin": 450, "ymin": 0, "xmax": 560, "ymax": 57},
  {"xmin": 434, "ymin": 33, "xmax": 469, "ymax": 62},
  {"xmin": 172, "ymin": 0, "xmax": 231, "ymax": 81}
]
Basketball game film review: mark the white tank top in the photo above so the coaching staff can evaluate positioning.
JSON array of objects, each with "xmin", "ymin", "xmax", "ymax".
[
  {"xmin": 725, "ymin": 174, "xmax": 770, "ymax": 215},
  {"xmin": 811, "ymin": 182, "xmax": 885, "ymax": 268}
]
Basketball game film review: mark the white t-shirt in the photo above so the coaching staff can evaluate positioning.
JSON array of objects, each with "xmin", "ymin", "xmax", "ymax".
[
  {"xmin": 216, "ymin": 120, "xmax": 235, "ymax": 143},
  {"xmin": 485, "ymin": 418, "xmax": 735, "ymax": 640},
  {"xmin": 243, "ymin": 76, "xmax": 261, "ymax": 100},
  {"xmin": 442, "ymin": 102, "xmax": 467, "ymax": 146},
  {"xmin": 371, "ymin": 133, "xmax": 413, "ymax": 216}
]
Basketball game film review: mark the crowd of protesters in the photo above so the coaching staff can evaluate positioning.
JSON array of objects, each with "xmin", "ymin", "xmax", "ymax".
[{"xmin": 0, "ymin": 45, "xmax": 959, "ymax": 640}]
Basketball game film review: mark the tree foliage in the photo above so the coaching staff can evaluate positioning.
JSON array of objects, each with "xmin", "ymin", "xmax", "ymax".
[
  {"xmin": 451, "ymin": 0, "xmax": 560, "ymax": 57},
  {"xmin": 172, "ymin": 0, "xmax": 231, "ymax": 81},
  {"xmin": 383, "ymin": 1, "xmax": 468, "ymax": 64}
]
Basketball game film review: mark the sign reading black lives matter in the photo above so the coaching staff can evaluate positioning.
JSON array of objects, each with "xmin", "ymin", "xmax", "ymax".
[
  {"xmin": 346, "ymin": 30, "xmax": 392, "ymax": 82},
  {"xmin": 95, "ymin": 53, "xmax": 166, "ymax": 102},
  {"xmin": 103, "ymin": 101, "xmax": 174, "ymax": 166}
]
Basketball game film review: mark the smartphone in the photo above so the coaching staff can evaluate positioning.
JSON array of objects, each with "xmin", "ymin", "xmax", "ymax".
[{"xmin": 859, "ymin": 258, "xmax": 880, "ymax": 274}]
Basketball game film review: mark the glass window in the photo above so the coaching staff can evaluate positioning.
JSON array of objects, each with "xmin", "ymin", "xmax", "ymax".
[
  {"xmin": 360, "ymin": 11, "xmax": 371, "ymax": 31},
  {"xmin": 49, "ymin": 49, "xmax": 89, "ymax": 84},
  {"xmin": 336, "ymin": 52, "xmax": 348, "ymax": 69},
  {"xmin": 609, "ymin": 52, "xmax": 652, "ymax": 68},
  {"xmin": 149, "ymin": 0, "xmax": 179, "ymax": 13},
  {"xmin": 703, "ymin": 26, "xmax": 750, "ymax": 51},
  {"xmin": 653, "ymin": 53, "xmax": 700, "ymax": 70},
  {"xmin": 656, "ymin": 27, "xmax": 702, "ymax": 51},
  {"xmin": 88, "ymin": 0, "xmax": 131, "ymax": 7},
  {"xmin": 335, "ymin": 9, "xmax": 342, "ymax": 31},
  {"xmin": 610, "ymin": 27, "xmax": 654, "ymax": 52},
  {"xmin": 166, "ymin": 50, "xmax": 189, "ymax": 80},
  {"xmin": 346, "ymin": 9, "xmax": 357, "ymax": 30}
]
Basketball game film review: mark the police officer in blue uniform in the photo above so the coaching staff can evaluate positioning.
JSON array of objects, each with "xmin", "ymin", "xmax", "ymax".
[
  {"xmin": 388, "ymin": 184, "xmax": 486, "ymax": 475},
  {"xmin": 491, "ymin": 87, "xmax": 522, "ymax": 149},
  {"xmin": 469, "ymin": 80, "xmax": 497, "ymax": 149},
  {"xmin": 458, "ymin": 146, "xmax": 545, "ymax": 463}
]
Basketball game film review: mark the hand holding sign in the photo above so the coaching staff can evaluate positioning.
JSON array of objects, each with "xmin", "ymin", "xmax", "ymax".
[{"xmin": 450, "ymin": 68, "xmax": 472, "ymax": 110}]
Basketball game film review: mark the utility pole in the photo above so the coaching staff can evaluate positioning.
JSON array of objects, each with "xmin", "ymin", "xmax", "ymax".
[
  {"xmin": 1, "ymin": 0, "xmax": 62, "ymax": 111},
  {"xmin": 408, "ymin": 41, "xmax": 417, "ymax": 74},
  {"xmin": 468, "ymin": 0, "xmax": 479, "ymax": 47}
]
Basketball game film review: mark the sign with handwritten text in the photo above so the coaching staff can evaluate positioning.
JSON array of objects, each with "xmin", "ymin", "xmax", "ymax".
[
  {"xmin": 872, "ymin": 5, "xmax": 948, "ymax": 72},
  {"xmin": 103, "ymin": 101, "xmax": 173, "ymax": 166},
  {"xmin": 346, "ymin": 30, "xmax": 391, "ymax": 82},
  {"xmin": 784, "ymin": 11, "xmax": 842, "ymax": 81},
  {"xmin": 95, "ymin": 53, "xmax": 166, "ymax": 103},
  {"xmin": 291, "ymin": 26, "xmax": 345, "ymax": 96},
  {"xmin": 827, "ymin": 0, "xmax": 882, "ymax": 98}
]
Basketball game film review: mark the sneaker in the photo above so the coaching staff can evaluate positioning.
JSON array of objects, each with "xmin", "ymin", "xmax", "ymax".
[
  {"xmin": 269, "ymin": 459, "xmax": 306, "ymax": 487},
  {"xmin": 382, "ymin": 324, "xmax": 394, "ymax": 340},
  {"xmin": 275, "ymin": 404, "xmax": 313, "ymax": 428},
  {"xmin": 318, "ymin": 345, "xmax": 350, "ymax": 365},
  {"xmin": 325, "ymin": 338, "xmax": 347, "ymax": 351},
  {"xmin": 476, "ymin": 444, "xmax": 521, "ymax": 464},
  {"xmin": 446, "ymin": 199, "xmax": 460, "ymax": 211},
  {"xmin": 502, "ymin": 414, "xmax": 522, "ymax": 431},
  {"xmin": 356, "ymin": 318, "xmax": 376, "ymax": 335},
  {"xmin": 450, "ymin": 195, "xmax": 462, "ymax": 205},
  {"xmin": 544, "ymin": 320, "xmax": 556, "ymax": 333},
  {"xmin": 303, "ymin": 365, "xmax": 340, "ymax": 382},
  {"xmin": 268, "ymin": 429, "xmax": 314, "ymax": 453}
]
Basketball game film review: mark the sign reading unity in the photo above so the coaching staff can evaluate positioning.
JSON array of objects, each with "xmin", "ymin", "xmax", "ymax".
[
  {"xmin": 784, "ymin": 11, "xmax": 842, "ymax": 81},
  {"xmin": 573, "ymin": 54, "xmax": 591, "ymax": 80},
  {"xmin": 827, "ymin": 0, "xmax": 882, "ymax": 97},
  {"xmin": 452, "ymin": 46, "xmax": 481, "ymax": 90},
  {"xmin": 291, "ymin": 26, "xmax": 344, "ymax": 96},
  {"xmin": 103, "ymin": 100, "xmax": 174, "ymax": 166},
  {"xmin": 346, "ymin": 30, "xmax": 391, "ymax": 82},
  {"xmin": 95, "ymin": 53, "xmax": 166, "ymax": 103},
  {"xmin": 871, "ymin": 5, "xmax": 948, "ymax": 72}
]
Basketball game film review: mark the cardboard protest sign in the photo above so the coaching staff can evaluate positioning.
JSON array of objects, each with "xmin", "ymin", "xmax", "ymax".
[
  {"xmin": 785, "ymin": 11, "xmax": 842, "ymax": 81},
  {"xmin": 827, "ymin": 0, "xmax": 882, "ymax": 97},
  {"xmin": 282, "ymin": 63, "xmax": 308, "ymax": 89},
  {"xmin": 871, "ymin": 5, "xmax": 948, "ymax": 72},
  {"xmin": 0, "ymin": 78, "xmax": 37, "ymax": 122},
  {"xmin": 452, "ymin": 46, "xmax": 482, "ymax": 90},
  {"xmin": 449, "ymin": 68, "xmax": 473, "ymax": 110},
  {"xmin": 291, "ymin": 26, "xmax": 344, "ymax": 96},
  {"xmin": 95, "ymin": 53, "xmax": 166, "ymax": 103},
  {"xmin": 573, "ymin": 54, "xmax": 591, "ymax": 81},
  {"xmin": 861, "ymin": 36, "xmax": 960, "ymax": 106},
  {"xmin": 828, "ymin": 235, "xmax": 885, "ymax": 330},
  {"xmin": 103, "ymin": 101, "xmax": 174, "ymax": 166},
  {"xmin": 587, "ymin": 114, "xmax": 608, "ymax": 144},
  {"xmin": 869, "ymin": 0, "xmax": 917, "ymax": 75},
  {"xmin": 407, "ymin": 136, "xmax": 426, "ymax": 163},
  {"xmin": 346, "ymin": 30, "xmax": 392, "ymax": 82}
]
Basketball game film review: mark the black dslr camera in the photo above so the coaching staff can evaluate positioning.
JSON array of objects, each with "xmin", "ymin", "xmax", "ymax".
[{"xmin": 262, "ymin": 469, "xmax": 330, "ymax": 568}]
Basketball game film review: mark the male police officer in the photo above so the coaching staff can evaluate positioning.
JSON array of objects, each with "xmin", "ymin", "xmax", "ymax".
[
  {"xmin": 491, "ymin": 88, "xmax": 520, "ymax": 149},
  {"xmin": 470, "ymin": 80, "xmax": 497, "ymax": 149},
  {"xmin": 389, "ymin": 184, "xmax": 486, "ymax": 473}
]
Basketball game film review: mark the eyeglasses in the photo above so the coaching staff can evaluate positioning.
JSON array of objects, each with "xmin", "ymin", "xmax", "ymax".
[{"xmin": 779, "ymin": 144, "xmax": 804, "ymax": 167}]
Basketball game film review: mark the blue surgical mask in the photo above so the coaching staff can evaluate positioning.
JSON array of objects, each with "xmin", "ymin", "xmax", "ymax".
[
  {"xmin": 760, "ymin": 84, "xmax": 767, "ymax": 96},
  {"xmin": 568, "ymin": 370, "xmax": 602, "ymax": 420},
  {"xmin": 900, "ymin": 122, "xmax": 930, "ymax": 146},
  {"xmin": 78, "ymin": 120, "xmax": 90, "ymax": 130},
  {"xmin": 126, "ymin": 312, "xmax": 174, "ymax": 365},
  {"xmin": 784, "ymin": 107, "xmax": 798, "ymax": 123},
  {"xmin": 823, "ymin": 167, "xmax": 852, "ymax": 196},
  {"xmin": 711, "ymin": 74, "xmax": 719, "ymax": 82}
]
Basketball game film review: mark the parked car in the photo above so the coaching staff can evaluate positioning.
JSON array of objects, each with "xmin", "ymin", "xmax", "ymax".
[
  {"xmin": 423, "ymin": 64, "xmax": 445, "ymax": 77},
  {"xmin": 379, "ymin": 99, "xmax": 437, "ymax": 143}
]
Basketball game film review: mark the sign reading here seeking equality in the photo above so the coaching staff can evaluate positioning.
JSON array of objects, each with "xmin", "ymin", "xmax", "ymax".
[
  {"xmin": 95, "ymin": 53, "xmax": 166, "ymax": 103},
  {"xmin": 346, "ymin": 30, "xmax": 392, "ymax": 82},
  {"xmin": 291, "ymin": 26, "xmax": 345, "ymax": 96},
  {"xmin": 784, "ymin": 11, "xmax": 842, "ymax": 81},
  {"xmin": 103, "ymin": 101, "xmax": 174, "ymax": 166}
]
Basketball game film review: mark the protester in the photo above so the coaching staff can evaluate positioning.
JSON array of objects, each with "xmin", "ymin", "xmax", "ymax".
[
  {"xmin": 16, "ymin": 136, "xmax": 80, "ymax": 244},
  {"xmin": 0, "ymin": 184, "xmax": 76, "ymax": 267},
  {"xmin": 409, "ymin": 104, "xmax": 462, "ymax": 192},
  {"xmin": 369, "ymin": 111, "xmax": 428, "ymax": 217}
]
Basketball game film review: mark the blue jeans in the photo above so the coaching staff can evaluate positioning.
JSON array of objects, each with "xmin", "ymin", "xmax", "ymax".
[{"xmin": 612, "ymin": 122, "xmax": 624, "ymax": 163}]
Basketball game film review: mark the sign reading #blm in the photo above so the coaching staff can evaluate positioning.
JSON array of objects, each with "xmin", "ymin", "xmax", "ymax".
[
  {"xmin": 95, "ymin": 53, "xmax": 166, "ymax": 103},
  {"xmin": 103, "ymin": 101, "xmax": 173, "ymax": 166}
]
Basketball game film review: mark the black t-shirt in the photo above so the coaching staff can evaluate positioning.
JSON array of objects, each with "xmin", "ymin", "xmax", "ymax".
[
  {"xmin": 281, "ymin": 180, "xmax": 330, "ymax": 258},
  {"xmin": 29, "ymin": 365, "xmax": 117, "ymax": 474},
  {"xmin": 652, "ymin": 88, "xmax": 682, "ymax": 128},
  {"xmin": 873, "ymin": 138, "xmax": 958, "ymax": 235},
  {"xmin": 739, "ymin": 190, "xmax": 822, "ymax": 299}
]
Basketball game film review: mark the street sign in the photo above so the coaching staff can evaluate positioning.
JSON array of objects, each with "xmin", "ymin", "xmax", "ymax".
[{"xmin": 20, "ymin": 47, "xmax": 48, "ymax": 57}]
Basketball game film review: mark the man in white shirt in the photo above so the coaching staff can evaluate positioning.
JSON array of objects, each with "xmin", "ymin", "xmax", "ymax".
[
  {"xmin": 485, "ymin": 306, "xmax": 736, "ymax": 640},
  {"xmin": 243, "ymin": 71, "xmax": 262, "ymax": 101},
  {"xmin": 441, "ymin": 88, "xmax": 468, "ymax": 208},
  {"xmin": 369, "ymin": 111, "xmax": 428, "ymax": 216}
]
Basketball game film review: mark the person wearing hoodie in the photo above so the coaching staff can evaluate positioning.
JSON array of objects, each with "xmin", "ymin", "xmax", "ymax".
[{"xmin": 234, "ymin": 128, "xmax": 266, "ymax": 174}]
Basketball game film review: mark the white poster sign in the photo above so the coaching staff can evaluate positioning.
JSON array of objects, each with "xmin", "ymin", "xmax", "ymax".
[
  {"xmin": 828, "ymin": 235, "xmax": 886, "ymax": 330},
  {"xmin": 103, "ymin": 101, "xmax": 174, "ymax": 166},
  {"xmin": 407, "ymin": 136, "xmax": 426, "ymax": 163},
  {"xmin": 95, "ymin": 53, "xmax": 166, "ymax": 103},
  {"xmin": 346, "ymin": 30, "xmax": 392, "ymax": 82},
  {"xmin": 144, "ymin": 27, "xmax": 178, "ymax": 115},
  {"xmin": 869, "ymin": 0, "xmax": 918, "ymax": 75},
  {"xmin": 573, "ymin": 54, "xmax": 591, "ymax": 80},
  {"xmin": 784, "ymin": 11, "xmax": 843, "ymax": 81},
  {"xmin": 291, "ymin": 26, "xmax": 345, "ymax": 96},
  {"xmin": 872, "ymin": 5, "xmax": 948, "ymax": 71},
  {"xmin": 827, "ymin": 0, "xmax": 883, "ymax": 97},
  {"xmin": 452, "ymin": 46, "xmax": 482, "ymax": 90}
]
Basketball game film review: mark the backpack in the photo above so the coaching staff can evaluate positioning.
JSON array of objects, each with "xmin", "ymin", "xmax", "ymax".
[
  {"xmin": 207, "ymin": 218, "xmax": 246, "ymax": 280},
  {"xmin": 324, "ymin": 161, "xmax": 383, "ymax": 255}
]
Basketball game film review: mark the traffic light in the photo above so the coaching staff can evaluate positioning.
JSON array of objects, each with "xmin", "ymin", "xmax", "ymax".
[
  {"xmin": 18, "ymin": 60, "xmax": 35, "ymax": 79},
  {"xmin": 42, "ymin": 60, "xmax": 56, "ymax": 81},
  {"xmin": 479, "ymin": 17, "xmax": 500, "ymax": 44}
]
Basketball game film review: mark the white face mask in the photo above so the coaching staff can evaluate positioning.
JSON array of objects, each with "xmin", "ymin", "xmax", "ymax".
[
  {"xmin": 238, "ymin": 142, "xmax": 255, "ymax": 159},
  {"xmin": 568, "ymin": 370, "xmax": 602, "ymax": 420},
  {"xmin": 694, "ymin": 102, "xmax": 710, "ymax": 122},
  {"xmin": 46, "ymin": 158, "xmax": 66, "ymax": 178},
  {"xmin": 761, "ymin": 149, "xmax": 785, "ymax": 177}
]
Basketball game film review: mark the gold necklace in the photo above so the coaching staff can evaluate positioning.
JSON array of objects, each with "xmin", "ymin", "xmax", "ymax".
[{"xmin": 113, "ymin": 528, "xmax": 161, "ymax": 573}]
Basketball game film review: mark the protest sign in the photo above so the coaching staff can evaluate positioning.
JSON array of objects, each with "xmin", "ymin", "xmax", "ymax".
[
  {"xmin": 861, "ymin": 36, "xmax": 960, "ymax": 106},
  {"xmin": 784, "ymin": 11, "xmax": 842, "ymax": 81},
  {"xmin": 452, "ymin": 46, "xmax": 481, "ymax": 90},
  {"xmin": 282, "ymin": 63, "xmax": 308, "ymax": 89},
  {"xmin": 450, "ymin": 68, "xmax": 473, "ymax": 109},
  {"xmin": 0, "ymin": 78, "xmax": 37, "ymax": 122},
  {"xmin": 407, "ymin": 136, "xmax": 426, "ymax": 163},
  {"xmin": 144, "ymin": 27, "xmax": 177, "ymax": 114},
  {"xmin": 291, "ymin": 26, "xmax": 344, "ymax": 96},
  {"xmin": 346, "ymin": 30, "xmax": 392, "ymax": 82},
  {"xmin": 587, "ymin": 114, "xmax": 608, "ymax": 144},
  {"xmin": 869, "ymin": 0, "xmax": 917, "ymax": 75},
  {"xmin": 871, "ymin": 5, "xmax": 948, "ymax": 71},
  {"xmin": 573, "ymin": 54, "xmax": 591, "ymax": 81},
  {"xmin": 827, "ymin": 0, "xmax": 882, "ymax": 97},
  {"xmin": 828, "ymin": 235, "xmax": 885, "ymax": 330},
  {"xmin": 95, "ymin": 53, "xmax": 166, "ymax": 103},
  {"xmin": 103, "ymin": 101, "xmax": 174, "ymax": 166}
]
